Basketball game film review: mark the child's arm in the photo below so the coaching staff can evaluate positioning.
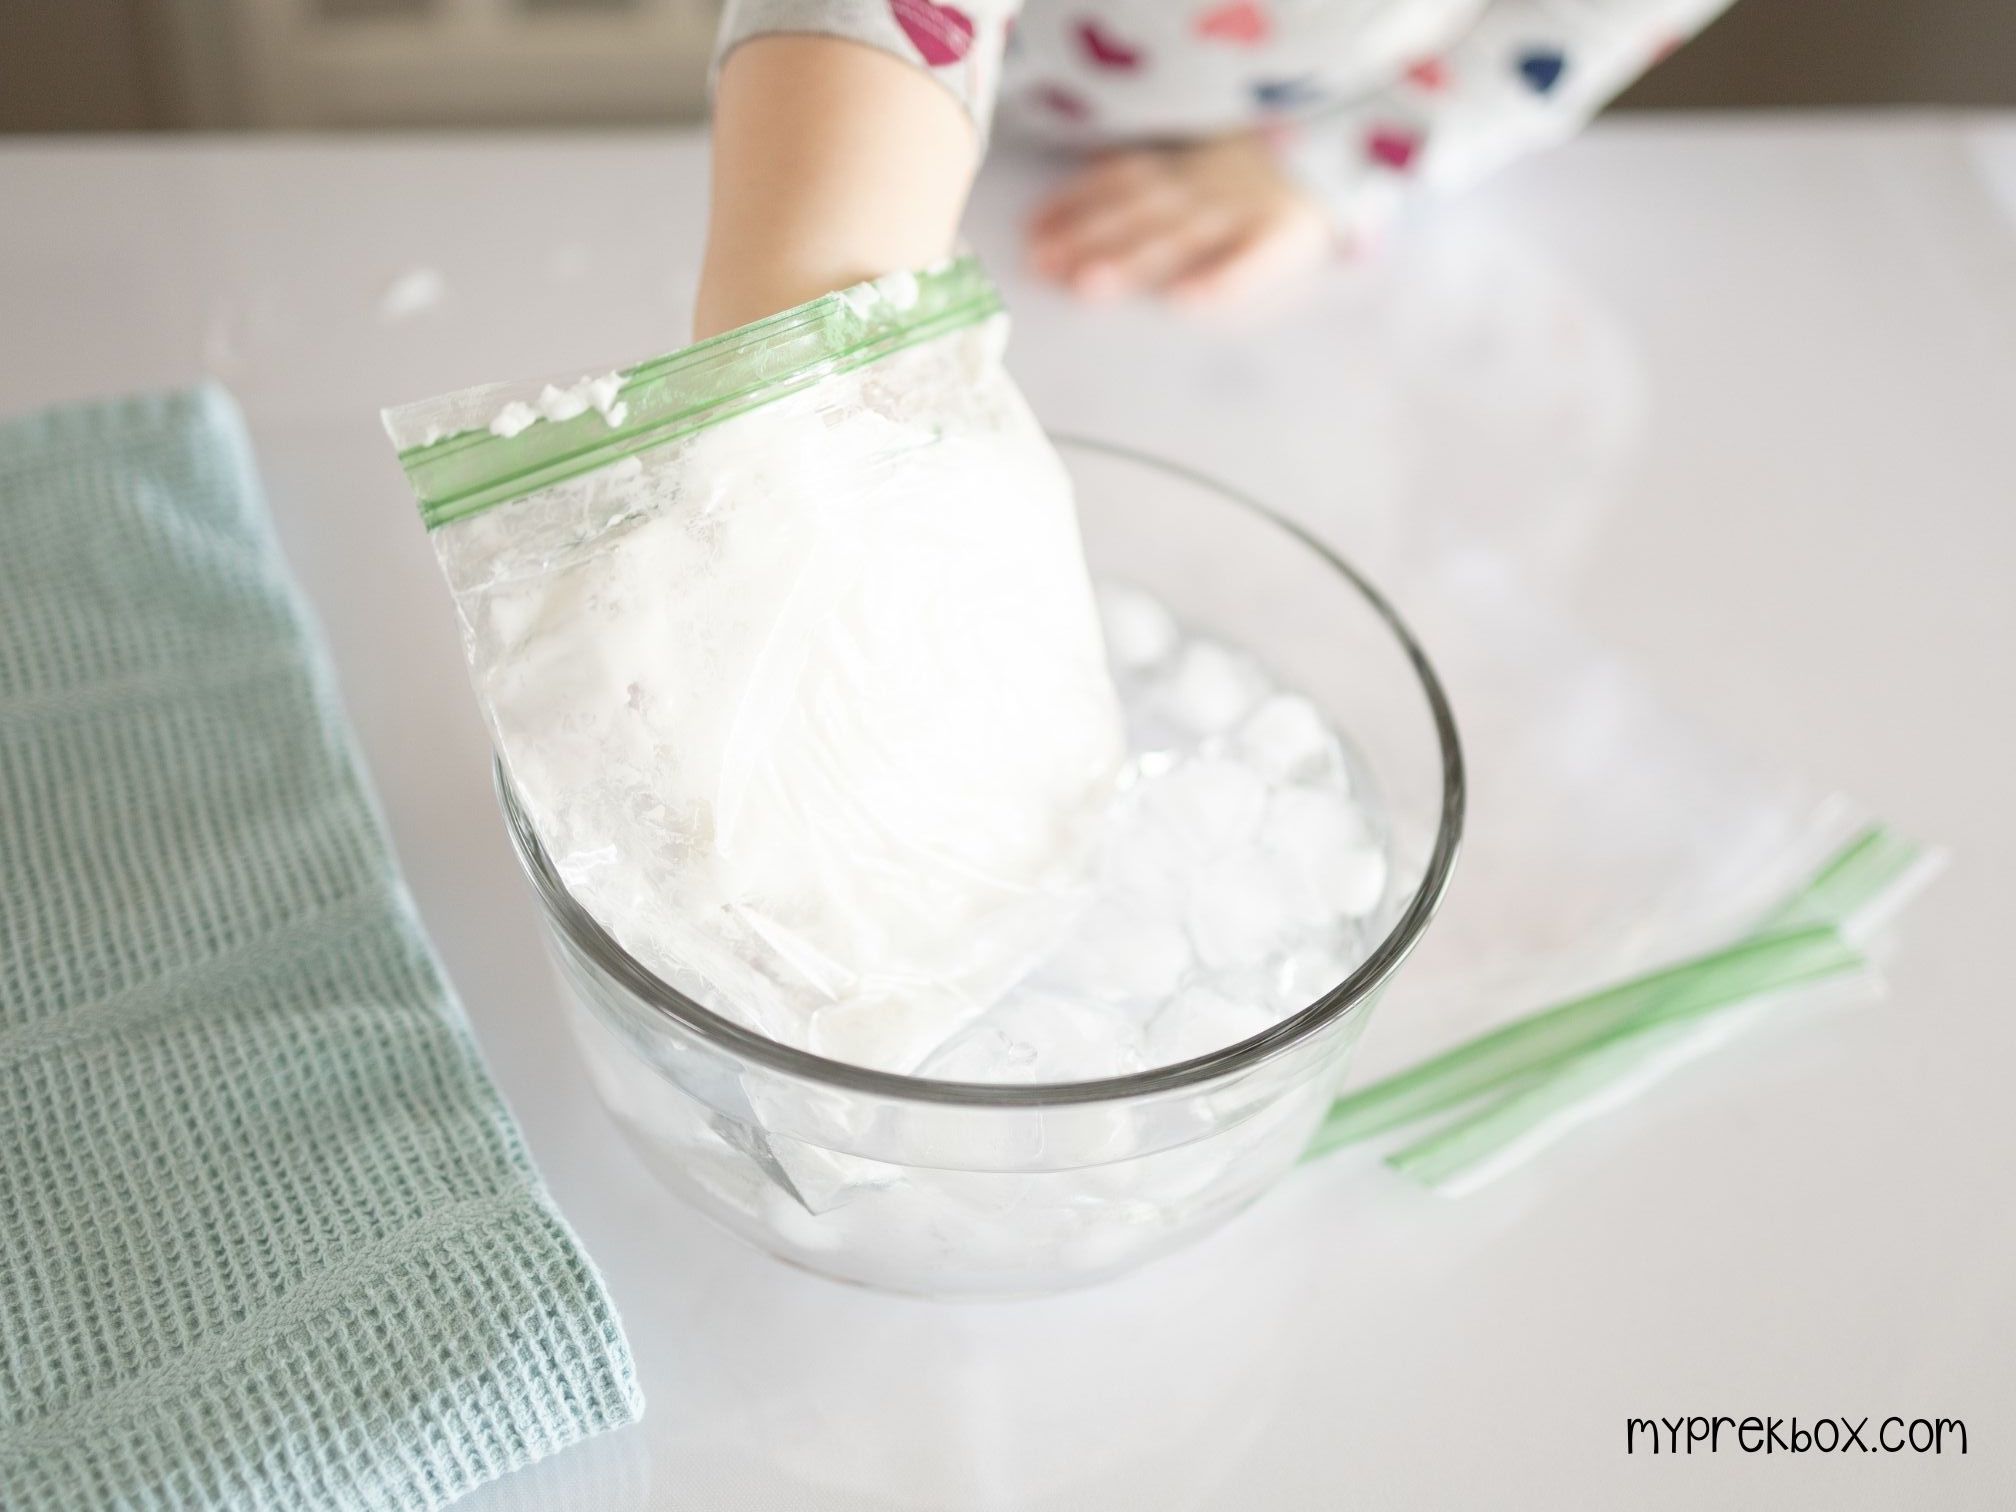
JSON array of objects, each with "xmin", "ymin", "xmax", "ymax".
[{"xmin": 697, "ymin": 5, "xmax": 1018, "ymax": 338}]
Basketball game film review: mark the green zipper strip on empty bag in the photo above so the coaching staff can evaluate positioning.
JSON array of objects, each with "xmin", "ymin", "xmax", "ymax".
[
  {"xmin": 1305, "ymin": 825, "xmax": 1938, "ymax": 1186},
  {"xmin": 1306, "ymin": 924, "xmax": 1867, "ymax": 1159},
  {"xmin": 1380, "ymin": 824, "xmax": 1939, "ymax": 1193},
  {"xmin": 394, "ymin": 257, "xmax": 1002, "ymax": 530}
]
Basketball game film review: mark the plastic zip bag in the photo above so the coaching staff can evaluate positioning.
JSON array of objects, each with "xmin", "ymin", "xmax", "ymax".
[
  {"xmin": 1362, "ymin": 550, "xmax": 1858, "ymax": 1052},
  {"xmin": 1312, "ymin": 822, "xmax": 1940, "ymax": 1191},
  {"xmin": 1309, "ymin": 551, "xmax": 1939, "ymax": 1190},
  {"xmin": 1378, "ymin": 824, "xmax": 1941, "ymax": 1193},
  {"xmin": 384, "ymin": 259, "xmax": 1124, "ymax": 1073}
]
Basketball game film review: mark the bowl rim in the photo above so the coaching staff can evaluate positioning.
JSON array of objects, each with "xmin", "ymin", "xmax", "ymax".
[{"xmin": 496, "ymin": 436, "xmax": 1465, "ymax": 1107}]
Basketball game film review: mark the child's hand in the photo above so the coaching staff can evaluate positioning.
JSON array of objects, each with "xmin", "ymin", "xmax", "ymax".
[{"xmin": 1027, "ymin": 135, "xmax": 1334, "ymax": 306}]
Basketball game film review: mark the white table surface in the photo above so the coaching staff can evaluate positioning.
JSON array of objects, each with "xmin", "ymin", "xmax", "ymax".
[{"xmin": 4, "ymin": 115, "xmax": 2012, "ymax": 1510}]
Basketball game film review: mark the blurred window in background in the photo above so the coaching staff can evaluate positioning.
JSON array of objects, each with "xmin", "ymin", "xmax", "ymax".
[
  {"xmin": 3, "ymin": 0, "xmax": 722, "ymax": 131},
  {"xmin": 1, "ymin": 0, "xmax": 2011, "ymax": 133}
]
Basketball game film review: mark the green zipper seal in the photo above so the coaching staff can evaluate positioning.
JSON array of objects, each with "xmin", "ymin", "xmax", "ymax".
[
  {"xmin": 1304, "ymin": 924, "xmax": 1864, "ymax": 1162},
  {"xmin": 398, "ymin": 257, "xmax": 1003, "ymax": 531},
  {"xmin": 1377, "ymin": 824, "xmax": 1933, "ymax": 1191},
  {"xmin": 1302, "ymin": 824, "xmax": 1931, "ymax": 1179},
  {"xmin": 1382, "ymin": 941, "xmax": 1866, "ymax": 1189}
]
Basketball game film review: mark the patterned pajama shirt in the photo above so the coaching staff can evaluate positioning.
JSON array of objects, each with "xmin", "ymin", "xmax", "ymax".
[{"xmin": 716, "ymin": 0, "xmax": 1735, "ymax": 238}]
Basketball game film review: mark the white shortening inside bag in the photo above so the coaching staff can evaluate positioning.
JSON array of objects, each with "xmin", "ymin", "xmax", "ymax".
[
  {"xmin": 406, "ymin": 318, "xmax": 1126, "ymax": 1072},
  {"xmin": 388, "ymin": 262, "xmax": 1392, "ymax": 1080}
]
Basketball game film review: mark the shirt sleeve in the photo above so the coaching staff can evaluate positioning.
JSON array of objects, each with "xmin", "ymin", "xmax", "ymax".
[
  {"xmin": 1269, "ymin": 0, "xmax": 1737, "ymax": 240},
  {"xmin": 714, "ymin": 0, "xmax": 1022, "ymax": 143}
]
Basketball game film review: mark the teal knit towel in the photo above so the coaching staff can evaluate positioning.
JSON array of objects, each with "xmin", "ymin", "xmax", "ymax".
[{"xmin": 0, "ymin": 388, "xmax": 642, "ymax": 1509}]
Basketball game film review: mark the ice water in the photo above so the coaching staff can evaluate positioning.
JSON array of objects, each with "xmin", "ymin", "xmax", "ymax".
[
  {"xmin": 906, "ymin": 581, "xmax": 1389, "ymax": 1084},
  {"xmin": 563, "ymin": 583, "xmax": 1394, "ymax": 1294}
]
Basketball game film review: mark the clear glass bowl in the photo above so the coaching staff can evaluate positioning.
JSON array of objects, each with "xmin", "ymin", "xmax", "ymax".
[{"xmin": 500, "ymin": 440, "xmax": 1464, "ymax": 1298}]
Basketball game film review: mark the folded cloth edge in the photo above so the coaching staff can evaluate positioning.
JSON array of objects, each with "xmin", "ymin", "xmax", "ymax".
[{"xmin": 0, "ymin": 383, "xmax": 644, "ymax": 1511}]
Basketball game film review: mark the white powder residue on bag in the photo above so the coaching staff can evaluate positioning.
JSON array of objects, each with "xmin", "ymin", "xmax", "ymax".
[{"xmin": 488, "ymin": 372, "xmax": 627, "ymax": 437}]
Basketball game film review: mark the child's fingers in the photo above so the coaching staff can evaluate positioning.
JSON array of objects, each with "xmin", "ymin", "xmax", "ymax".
[
  {"xmin": 1165, "ymin": 220, "xmax": 1312, "ymax": 305},
  {"xmin": 1029, "ymin": 151, "xmax": 1167, "ymax": 239},
  {"xmin": 1072, "ymin": 212, "xmax": 1242, "ymax": 298},
  {"xmin": 1031, "ymin": 168, "xmax": 1179, "ymax": 250},
  {"xmin": 1029, "ymin": 191, "xmax": 1180, "ymax": 284}
]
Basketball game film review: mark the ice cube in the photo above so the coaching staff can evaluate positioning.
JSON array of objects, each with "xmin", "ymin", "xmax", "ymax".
[
  {"xmin": 1236, "ymin": 693, "xmax": 1344, "ymax": 787},
  {"xmin": 1186, "ymin": 848, "xmax": 1296, "ymax": 970},
  {"xmin": 1097, "ymin": 582, "xmax": 1179, "ymax": 671},
  {"xmin": 1272, "ymin": 938, "xmax": 1360, "ymax": 1013},
  {"xmin": 909, "ymin": 1166, "xmax": 1037, "ymax": 1217},
  {"xmin": 1143, "ymin": 755, "xmax": 1268, "ymax": 859},
  {"xmin": 1147, "ymin": 984, "xmax": 1279, "ymax": 1066},
  {"xmin": 1157, "ymin": 640, "xmax": 1267, "ymax": 735},
  {"xmin": 738, "ymin": 1075, "xmax": 901, "ymax": 1214},
  {"xmin": 1259, "ymin": 788, "xmax": 1386, "ymax": 924},
  {"xmin": 915, "ymin": 1021, "xmax": 1023, "ymax": 1082},
  {"xmin": 765, "ymin": 1136, "xmax": 904, "ymax": 1216},
  {"xmin": 1101, "ymin": 802, "xmax": 1191, "ymax": 913},
  {"xmin": 1039, "ymin": 903, "xmax": 1193, "ymax": 1005},
  {"xmin": 919, "ymin": 991, "xmax": 1146, "ymax": 1084},
  {"xmin": 1329, "ymin": 846, "xmax": 1387, "ymax": 918},
  {"xmin": 809, "ymin": 990, "xmax": 973, "ymax": 1074}
]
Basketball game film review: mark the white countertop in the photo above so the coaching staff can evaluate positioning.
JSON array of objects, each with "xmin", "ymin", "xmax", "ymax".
[{"xmin": 3, "ymin": 116, "xmax": 2012, "ymax": 1510}]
